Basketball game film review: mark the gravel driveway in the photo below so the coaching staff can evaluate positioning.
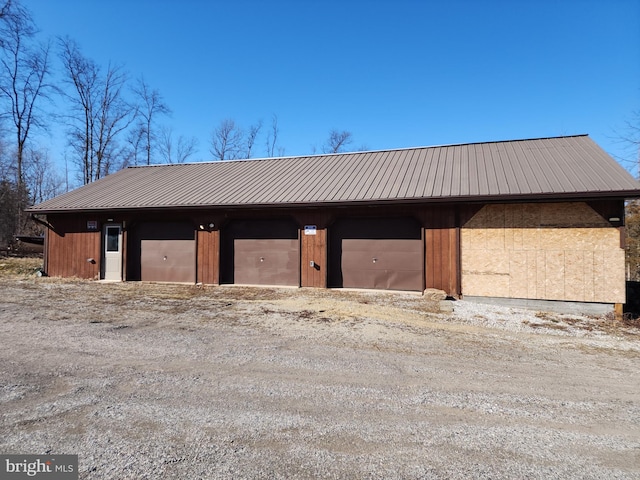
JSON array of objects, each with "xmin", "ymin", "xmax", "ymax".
[{"xmin": 1, "ymin": 278, "xmax": 639, "ymax": 479}]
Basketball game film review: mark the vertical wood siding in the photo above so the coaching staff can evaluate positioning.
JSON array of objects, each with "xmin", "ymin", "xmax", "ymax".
[
  {"xmin": 43, "ymin": 228, "xmax": 49, "ymax": 275},
  {"xmin": 296, "ymin": 211, "xmax": 330, "ymax": 288},
  {"xmin": 44, "ymin": 205, "xmax": 474, "ymax": 296},
  {"xmin": 196, "ymin": 229, "xmax": 219, "ymax": 284},
  {"xmin": 424, "ymin": 227, "xmax": 458, "ymax": 295},
  {"xmin": 46, "ymin": 215, "xmax": 101, "ymax": 279},
  {"xmin": 419, "ymin": 207, "xmax": 456, "ymax": 295},
  {"xmin": 418, "ymin": 206, "xmax": 474, "ymax": 297},
  {"xmin": 301, "ymin": 227, "xmax": 327, "ymax": 287},
  {"xmin": 122, "ymin": 229, "xmax": 128, "ymax": 281}
]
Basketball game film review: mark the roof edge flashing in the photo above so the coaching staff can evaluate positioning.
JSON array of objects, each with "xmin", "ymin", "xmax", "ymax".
[{"xmin": 24, "ymin": 189, "xmax": 640, "ymax": 215}]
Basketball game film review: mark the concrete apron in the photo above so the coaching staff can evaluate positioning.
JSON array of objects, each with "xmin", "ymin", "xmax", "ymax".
[{"xmin": 462, "ymin": 296, "xmax": 614, "ymax": 316}]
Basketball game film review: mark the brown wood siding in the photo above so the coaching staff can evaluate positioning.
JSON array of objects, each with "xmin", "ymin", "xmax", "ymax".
[
  {"xmin": 418, "ymin": 206, "xmax": 460, "ymax": 297},
  {"xmin": 424, "ymin": 227, "xmax": 458, "ymax": 296},
  {"xmin": 197, "ymin": 229, "xmax": 220, "ymax": 285},
  {"xmin": 46, "ymin": 215, "xmax": 101, "ymax": 279},
  {"xmin": 301, "ymin": 227, "xmax": 327, "ymax": 287},
  {"xmin": 43, "ymin": 228, "xmax": 49, "ymax": 275},
  {"xmin": 41, "ymin": 205, "xmax": 474, "ymax": 293},
  {"xmin": 419, "ymin": 204, "xmax": 483, "ymax": 297},
  {"xmin": 122, "ymin": 229, "xmax": 128, "ymax": 281},
  {"xmin": 49, "ymin": 202, "xmax": 622, "ymax": 300},
  {"xmin": 297, "ymin": 211, "xmax": 330, "ymax": 288},
  {"xmin": 587, "ymin": 199, "xmax": 624, "ymax": 224}
]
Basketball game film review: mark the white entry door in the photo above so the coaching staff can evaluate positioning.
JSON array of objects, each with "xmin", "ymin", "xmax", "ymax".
[{"xmin": 103, "ymin": 225, "xmax": 122, "ymax": 281}]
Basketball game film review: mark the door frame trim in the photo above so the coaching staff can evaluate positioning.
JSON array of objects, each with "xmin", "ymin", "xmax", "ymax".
[{"xmin": 102, "ymin": 223, "xmax": 123, "ymax": 281}]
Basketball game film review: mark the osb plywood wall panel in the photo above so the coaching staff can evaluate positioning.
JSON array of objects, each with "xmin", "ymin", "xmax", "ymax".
[{"xmin": 461, "ymin": 203, "xmax": 624, "ymax": 303}]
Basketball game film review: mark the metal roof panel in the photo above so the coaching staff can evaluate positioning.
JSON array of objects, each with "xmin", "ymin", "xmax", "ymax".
[{"xmin": 28, "ymin": 135, "xmax": 640, "ymax": 213}]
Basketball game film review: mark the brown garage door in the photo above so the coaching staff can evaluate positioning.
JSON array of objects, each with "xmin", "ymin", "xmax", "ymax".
[
  {"xmin": 329, "ymin": 217, "xmax": 423, "ymax": 291},
  {"xmin": 221, "ymin": 219, "xmax": 299, "ymax": 286},
  {"xmin": 133, "ymin": 222, "xmax": 196, "ymax": 283}
]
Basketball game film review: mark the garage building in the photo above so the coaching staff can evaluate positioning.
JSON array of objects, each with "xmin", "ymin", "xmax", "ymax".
[{"xmin": 27, "ymin": 135, "xmax": 640, "ymax": 310}]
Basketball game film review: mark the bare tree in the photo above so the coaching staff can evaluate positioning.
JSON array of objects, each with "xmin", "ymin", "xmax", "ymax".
[
  {"xmin": 618, "ymin": 109, "xmax": 640, "ymax": 178},
  {"xmin": 0, "ymin": 0, "xmax": 53, "ymax": 194},
  {"xmin": 323, "ymin": 129, "xmax": 353, "ymax": 154},
  {"xmin": 159, "ymin": 126, "xmax": 198, "ymax": 164},
  {"xmin": 59, "ymin": 37, "xmax": 97, "ymax": 184},
  {"xmin": 0, "ymin": 0, "xmax": 55, "ymax": 238},
  {"xmin": 0, "ymin": 0, "xmax": 15, "ymax": 48},
  {"xmin": 94, "ymin": 64, "xmax": 136, "ymax": 176},
  {"xmin": 244, "ymin": 120, "xmax": 262, "ymax": 158},
  {"xmin": 133, "ymin": 76, "xmax": 170, "ymax": 165},
  {"xmin": 210, "ymin": 118, "xmax": 243, "ymax": 160},
  {"xmin": 265, "ymin": 114, "xmax": 280, "ymax": 157},
  {"xmin": 619, "ymin": 110, "xmax": 640, "ymax": 280},
  {"xmin": 0, "ymin": 177, "xmax": 26, "ymax": 246},
  {"xmin": 59, "ymin": 37, "xmax": 136, "ymax": 183},
  {"xmin": 0, "ymin": 135, "xmax": 11, "ymax": 180},
  {"xmin": 24, "ymin": 147, "xmax": 62, "ymax": 204},
  {"xmin": 123, "ymin": 123, "xmax": 144, "ymax": 167}
]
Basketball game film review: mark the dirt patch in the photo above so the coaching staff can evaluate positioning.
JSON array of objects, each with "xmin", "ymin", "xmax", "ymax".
[{"xmin": 1, "ymin": 277, "xmax": 639, "ymax": 479}]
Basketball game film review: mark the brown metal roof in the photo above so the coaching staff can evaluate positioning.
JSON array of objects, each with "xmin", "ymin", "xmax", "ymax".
[{"xmin": 27, "ymin": 135, "xmax": 640, "ymax": 213}]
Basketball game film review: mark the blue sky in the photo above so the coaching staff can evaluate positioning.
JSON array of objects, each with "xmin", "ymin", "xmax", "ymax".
[{"xmin": 24, "ymin": 0, "xmax": 640, "ymax": 176}]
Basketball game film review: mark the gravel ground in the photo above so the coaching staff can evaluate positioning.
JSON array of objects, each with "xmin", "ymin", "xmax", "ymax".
[{"xmin": 0, "ymin": 277, "xmax": 639, "ymax": 479}]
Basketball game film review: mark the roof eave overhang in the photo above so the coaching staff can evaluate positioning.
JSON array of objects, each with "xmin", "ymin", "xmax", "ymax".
[{"xmin": 25, "ymin": 190, "xmax": 640, "ymax": 215}]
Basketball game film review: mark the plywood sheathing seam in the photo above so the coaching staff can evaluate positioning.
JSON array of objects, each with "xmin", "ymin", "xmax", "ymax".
[{"xmin": 461, "ymin": 202, "xmax": 625, "ymax": 304}]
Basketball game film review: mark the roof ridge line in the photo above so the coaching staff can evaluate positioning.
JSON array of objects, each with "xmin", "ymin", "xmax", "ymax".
[{"xmin": 126, "ymin": 134, "xmax": 591, "ymax": 169}]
